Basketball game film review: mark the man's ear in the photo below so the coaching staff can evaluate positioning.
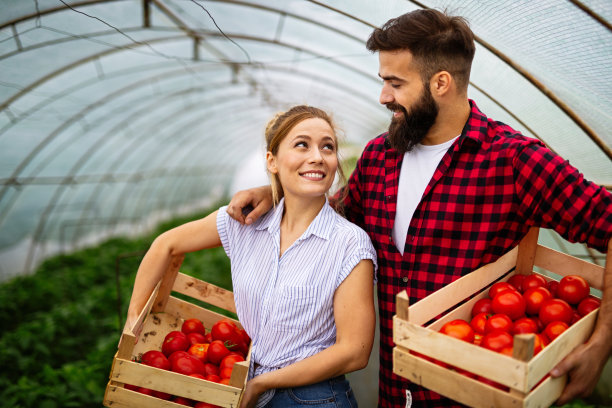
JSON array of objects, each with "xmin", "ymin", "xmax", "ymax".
[
  {"xmin": 266, "ymin": 151, "xmax": 277, "ymax": 174},
  {"xmin": 431, "ymin": 71, "xmax": 452, "ymax": 96}
]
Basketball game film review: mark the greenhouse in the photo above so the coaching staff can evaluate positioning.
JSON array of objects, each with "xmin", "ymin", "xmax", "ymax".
[{"xmin": 0, "ymin": 0, "xmax": 611, "ymax": 407}]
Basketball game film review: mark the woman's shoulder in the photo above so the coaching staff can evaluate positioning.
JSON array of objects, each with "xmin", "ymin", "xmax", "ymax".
[{"xmin": 329, "ymin": 211, "xmax": 372, "ymax": 244}]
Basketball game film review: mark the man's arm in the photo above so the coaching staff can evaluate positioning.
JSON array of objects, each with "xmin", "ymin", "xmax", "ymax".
[
  {"xmin": 551, "ymin": 237, "xmax": 612, "ymax": 405},
  {"xmin": 226, "ymin": 185, "xmax": 273, "ymax": 225}
]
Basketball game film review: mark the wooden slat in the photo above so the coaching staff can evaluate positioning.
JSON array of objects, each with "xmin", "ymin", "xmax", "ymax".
[
  {"xmin": 393, "ymin": 347, "xmax": 522, "ymax": 408},
  {"xmin": 534, "ymin": 245, "xmax": 604, "ymax": 290},
  {"xmin": 516, "ymin": 227, "xmax": 540, "ymax": 275},
  {"xmin": 110, "ymin": 358, "xmax": 242, "ymax": 406},
  {"xmin": 393, "ymin": 316, "xmax": 526, "ymax": 390},
  {"xmin": 523, "ymin": 375, "xmax": 566, "ymax": 408},
  {"xmin": 152, "ymin": 254, "xmax": 185, "ymax": 313},
  {"xmin": 173, "ymin": 272, "xmax": 236, "ymax": 314},
  {"xmin": 407, "ymin": 246, "xmax": 518, "ymax": 326},
  {"xmin": 526, "ymin": 308, "xmax": 598, "ymax": 390},
  {"xmin": 164, "ymin": 295, "xmax": 241, "ymax": 330}
]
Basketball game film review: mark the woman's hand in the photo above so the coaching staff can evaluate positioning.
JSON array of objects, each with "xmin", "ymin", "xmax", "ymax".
[{"xmin": 239, "ymin": 377, "xmax": 265, "ymax": 408}]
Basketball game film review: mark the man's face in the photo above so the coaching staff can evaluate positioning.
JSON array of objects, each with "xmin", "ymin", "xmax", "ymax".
[{"xmin": 378, "ymin": 50, "xmax": 439, "ymax": 153}]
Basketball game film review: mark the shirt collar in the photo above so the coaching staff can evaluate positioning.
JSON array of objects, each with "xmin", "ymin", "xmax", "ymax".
[{"xmin": 255, "ymin": 197, "xmax": 335, "ymax": 241}]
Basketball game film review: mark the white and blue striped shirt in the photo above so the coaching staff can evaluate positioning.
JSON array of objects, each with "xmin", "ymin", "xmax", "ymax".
[{"xmin": 216, "ymin": 198, "xmax": 376, "ymax": 402}]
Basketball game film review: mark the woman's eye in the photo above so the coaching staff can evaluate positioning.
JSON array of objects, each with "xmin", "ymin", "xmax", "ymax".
[
  {"xmin": 323, "ymin": 143, "xmax": 335, "ymax": 151},
  {"xmin": 295, "ymin": 141, "xmax": 307, "ymax": 148}
]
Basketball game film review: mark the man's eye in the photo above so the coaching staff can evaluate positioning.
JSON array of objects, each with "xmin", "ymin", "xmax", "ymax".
[{"xmin": 391, "ymin": 83, "xmax": 401, "ymax": 89}]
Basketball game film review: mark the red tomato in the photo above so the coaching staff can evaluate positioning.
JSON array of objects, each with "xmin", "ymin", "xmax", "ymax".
[
  {"xmin": 205, "ymin": 374, "xmax": 221, "ymax": 383},
  {"xmin": 141, "ymin": 350, "xmax": 171, "ymax": 370},
  {"xmin": 190, "ymin": 373, "xmax": 206, "ymax": 380},
  {"xmin": 136, "ymin": 387, "xmax": 171, "ymax": 400},
  {"xmin": 124, "ymin": 383, "xmax": 138, "ymax": 391},
  {"xmin": 203, "ymin": 362, "xmax": 220, "ymax": 377},
  {"xmin": 522, "ymin": 274, "xmax": 547, "ymax": 291},
  {"xmin": 471, "ymin": 298, "xmax": 493, "ymax": 318},
  {"xmin": 187, "ymin": 332, "xmax": 208, "ymax": 346},
  {"xmin": 491, "ymin": 290, "xmax": 525, "ymax": 320},
  {"xmin": 168, "ymin": 350, "xmax": 190, "ymax": 366},
  {"xmin": 220, "ymin": 354, "xmax": 245, "ymax": 371},
  {"xmin": 470, "ymin": 312, "xmax": 489, "ymax": 335},
  {"xmin": 162, "ymin": 330, "xmax": 190, "ymax": 357},
  {"xmin": 188, "ymin": 343, "xmax": 209, "ymax": 363},
  {"xmin": 523, "ymin": 287, "xmax": 552, "ymax": 316},
  {"xmin": 211, "ymin": 320, "xmax": 243, "ymax": 349},
  {"xmin": 207, "ymin": 340, "xmax": 232, "ymax": 365},
  {"xmin": 543, "ymin": 321, "xmax": 569, "ymax": 342},
  {"xmin": 173, "ymin": 396, "xmax": 194, "ymax": 406},
  {"xmin": 512, "ymin": 317, "xmax": 538, "ymax": 335},
  {"xmin": 507, "ymin": 274, "xmax": 526, "ymax": 293},
  {"xmin": 220, "ymin": 378, "xmax": 231, "ymax": 385},
  {"xmin": 439, "ymin": 319, "xmax": 475, "ymax": 343},
  {"xmin": 171, "ymin": 353, "xmax": 206, "ymax": 376},
  {"xmin": 481, "ymin": 329, "xmax": 513, "ymax": 352},
  {"xmin": 577, "ymin": 296, "xmax": 601, "ymax": 317},
  {"xmin": 182, "ymin": 318, "xmax": 206, "ymax": 336},
  {"xmin": 533, "ymin": 333, "xmax": 547, "ymax": 355},
  {"xmin": 220, "ymin": 366, "xmax": 233, "ymax": 379},
  {"xmin": 204, "ymin": 332, "xmax": 213, "ymax": 343},
  {"xmin": 484, "ymin": 314, "xmax": 513, "ymax": 334},
  {"xmin": 500, "ymin": 346, "xmax": 513, "ymax": 357},
  {"xmin": 539, "ymin": 298, "xmax": 573, "ymax": 326},
  {"xmin": 547, "ymin": 280, "xmax": 559, "ymax": 297},
  {"xmin": 557, "ymin": 275, "xmax": 590, "ymax": 305},
  {"xmin": 237, "ymin": 328, "xmax": 251, "ymax": 345},
  {"xmin": 488, "ymin": 282, "xmax": 517, "ymax": 299}
]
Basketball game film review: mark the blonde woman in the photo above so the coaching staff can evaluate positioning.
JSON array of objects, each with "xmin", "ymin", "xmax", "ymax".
[{"xmin": 126, "ymin": 105, "xmax": 377, "ymax": 408}]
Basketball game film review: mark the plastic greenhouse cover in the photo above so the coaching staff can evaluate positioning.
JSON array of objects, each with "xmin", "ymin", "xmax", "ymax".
[{"xmin": 0, "ymin": 0, "xmax": 610, "ymax": 280}]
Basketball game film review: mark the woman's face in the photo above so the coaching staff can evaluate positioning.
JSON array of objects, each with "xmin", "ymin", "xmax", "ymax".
[{"xmin": 267, "ymin": 117, "xmax": 338, "ymax": 201}]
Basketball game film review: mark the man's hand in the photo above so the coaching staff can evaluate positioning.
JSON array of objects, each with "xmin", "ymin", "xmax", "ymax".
[
  {"xmin": 550, "ymin": 336, "xmax": 610, "ymax": 405},
  {"xmin": 227, "ymin": 185, "xmax": 273, "ymax": 225}
]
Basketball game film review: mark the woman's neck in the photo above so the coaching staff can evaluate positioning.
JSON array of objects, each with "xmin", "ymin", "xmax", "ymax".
[{"xmin": 278, "ymin": 194, "xmax": 326, "ymax": 256}]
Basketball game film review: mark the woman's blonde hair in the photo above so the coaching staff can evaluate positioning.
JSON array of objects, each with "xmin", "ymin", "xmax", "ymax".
[{"xmin": 265, "ymin": 105, "xmax": 347, "ymax": 205}]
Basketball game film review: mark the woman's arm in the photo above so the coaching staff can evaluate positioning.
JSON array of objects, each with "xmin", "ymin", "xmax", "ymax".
[
  {"xmin": 239, "ymin": 258, "xmax": 376, "ymax": 408},
  {"xmin": 125, "ymin": 210, "xmax": 222, "ymax": 329}
]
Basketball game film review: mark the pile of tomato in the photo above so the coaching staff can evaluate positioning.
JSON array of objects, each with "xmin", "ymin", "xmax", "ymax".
[
  {"xmin": 125, "ymin": 317, "xmax": 251, "ymax": 407},
  {"xmin": 434, "ymin": 273, "xmax": 600, "ymax": 389}
]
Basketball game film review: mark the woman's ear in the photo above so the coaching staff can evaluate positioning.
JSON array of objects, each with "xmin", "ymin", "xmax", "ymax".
[{"xmin": 266, "ymin": 151, "xmax": 277, "ymax": 174}]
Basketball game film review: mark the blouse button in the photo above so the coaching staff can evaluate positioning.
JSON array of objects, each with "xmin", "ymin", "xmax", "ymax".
[{"xmin": 402, "ymin": 276, "xmax": 409, "ymax": 283}]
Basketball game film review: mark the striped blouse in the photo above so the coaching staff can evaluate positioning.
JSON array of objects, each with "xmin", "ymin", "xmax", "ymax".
[{"xmin": 216, "ymin": 198, "xmax": 377, "ymax": 404}]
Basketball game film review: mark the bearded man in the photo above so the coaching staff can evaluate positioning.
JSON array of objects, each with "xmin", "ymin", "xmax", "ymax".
[{"xmin": 227, "ymin": 9, "xmax": 612, "ymax": 408}]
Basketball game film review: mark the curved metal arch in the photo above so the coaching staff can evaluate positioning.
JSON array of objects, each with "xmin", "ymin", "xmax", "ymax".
[
  {"xmin": 2, "ymin": 0, "xmax": 610, "ymax": 160},
  {"xmin": 26, "ymin": 76, "xmax": 382, "ymax": 268},
  {"xmin": 306, "ymin": 0, "xmax": 612, "ymax": 161}
]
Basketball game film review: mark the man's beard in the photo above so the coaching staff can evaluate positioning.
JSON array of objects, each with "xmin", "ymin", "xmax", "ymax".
[{"xmin": 386, "ymin": 84, "xmax": 439, "ymax": 154}]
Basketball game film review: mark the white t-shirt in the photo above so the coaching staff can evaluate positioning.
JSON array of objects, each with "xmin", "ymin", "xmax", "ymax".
[{"xmin": 393, "ymin": 136, "xmax": 459, "ymax": 255}]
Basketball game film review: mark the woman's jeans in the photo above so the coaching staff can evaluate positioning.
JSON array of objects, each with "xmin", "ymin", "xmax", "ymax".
[{"xmin": 265, "ymin": 375, "xmax": 358, "ymax": 407}]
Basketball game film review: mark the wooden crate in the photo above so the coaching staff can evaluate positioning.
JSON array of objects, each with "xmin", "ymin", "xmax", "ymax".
[
  {"xmin": 103, "ymin": 255, "xmax": 250, "ymax": 408},
  {"xmin": 393, "ymin": 227, "xmax": 605, "ymax": 408}
]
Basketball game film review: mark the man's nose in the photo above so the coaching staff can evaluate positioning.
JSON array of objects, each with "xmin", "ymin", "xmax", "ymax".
[{"xmin": 379, "ymin": 85, "xmax": 394, "ymax": 105}]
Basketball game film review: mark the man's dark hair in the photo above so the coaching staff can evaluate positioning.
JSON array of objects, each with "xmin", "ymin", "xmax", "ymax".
[{"xmin": 367, "ymin": 9, "xmax": 475, "ymax": 90}]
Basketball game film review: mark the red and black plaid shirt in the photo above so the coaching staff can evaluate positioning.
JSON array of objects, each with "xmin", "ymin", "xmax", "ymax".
[{"xmin": 342, "ymin": 100, "xmax": 612, "ymax": 408}]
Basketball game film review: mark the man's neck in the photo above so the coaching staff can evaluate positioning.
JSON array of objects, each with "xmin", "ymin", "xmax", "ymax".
[{"xmin": 422, "ymin": 98, "xmax": 471, "ymax": 146}]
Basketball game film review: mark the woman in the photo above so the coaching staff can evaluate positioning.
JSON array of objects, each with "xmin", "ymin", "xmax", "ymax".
[{"xmin": 126, "ymin": 105, "xmax": 377, "ymax": 408}]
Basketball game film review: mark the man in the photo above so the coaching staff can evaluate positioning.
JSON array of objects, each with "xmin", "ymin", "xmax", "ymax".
[{"xmin": 227, "ymin": 9, "xmax": 612, "ymax": 408}]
